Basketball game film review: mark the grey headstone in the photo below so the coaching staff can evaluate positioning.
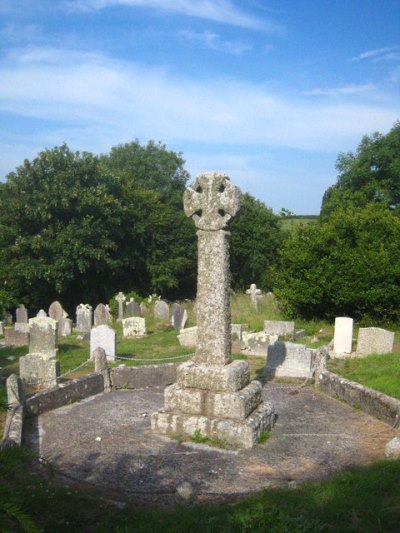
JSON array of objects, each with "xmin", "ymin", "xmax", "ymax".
[
  {"xmin": 246, "ymin": 283, "xmax": 262, "ymax": 311},
  {"xmin": 264, "ymin": 320, "xmax": 295, "ymax": 338},
  {"xmin": 19, "ymin": 354, "xmax": 60, "ymax": 388},
  {"xmin": 357, "ymin": 327, "xmax": 394, "ymax": 356},
  {"xmin": 7, "ymin": 374, "xmax": 24, "ymax": 405},
  {"xmin": 265, "ymin": 341, "xmax": 316, "ymax": 378},
  {"xmin": 241, "ymin": 331, "xmax": 277, "ymax": 356},
  {"xmin": 122, "ymin": 317, "xmax": 146, "ymax": 337},
  {"xmin": 170, "ymin": 303, "xmax": 188, "ymax": 330},
  {"xmin": 58, "ymin": 317, "xmax": 72, "ymax": 337},
  {"xmin": 93, "ymin": 347, "xmax": 108, "ymax": 373},
  {"xmin": 48, "ymin": 301, "xmax": 64, "ymax": 321},
  {"xmin": 154, "ymin": 300, "xmax": 169, "ymax": 322},
  {"xmin": 94, "ymin": 303, "xmax": 109, "ymax": 326},
  {"xmin": 90, "ymin": 324, "xmax": 116, "ymax": 360},
  {"xmin": 16, "ymin": 304, "xmax": 28, "ymax": 324},
  {"xmin": 125, "ymin": 299, "xmax": 141, "ymax": 318},
  {"xmin": 36, "ymin": 309, "xmax": 47, "ymax": 317},
  {"xmin": 29, "ymin": 317, "xmax": 58, "ymax": 359},
  {"xmin": 3, "ymin": 311, "xmax": 13, "ymax": 325},
  {"xmin": 115, "ymin": 292, "xmax": 126, "ymax": 320},
  {"xmin": 0, "ymin": 321, "xmax": 3, "ymax": 335},
  {"xmin": 14, "ymin": 322, "xmax": 30, "ymax": 333},
  {"xmin": 76, "ymin": 304, "xmax": 92, "ymax": 333}
]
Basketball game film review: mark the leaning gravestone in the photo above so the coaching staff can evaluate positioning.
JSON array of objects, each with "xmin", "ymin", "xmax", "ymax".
[
  {"xmin": 154, "ymin": 300, "xmax": 169, "ymax": 322},
  {"xmin": 333, "ymin": 317, "xmax": 353, "ymax": 355},
  {"xmin": 76, "ymin": 304, "xmax": 92, "ymax": 333},
  {"xmin": 122, "ymin": 317, "xmax": 146, "ymax": 338},
  {"xmin": 125, "ymin": 299, "xmax": 141, "ymax": 318},
  {"xmin": 151, "ymin": 172, "xmax": 274, "ymax": 449},
  {"xmin": 90, "ymin": 324, "xmax": 116, "ymax": 360},
  {"xmin": 356, "ymin": 327, "xmax": 394, "ymax": 356},
  {"xmin": 94, "ymin": 303, "xmax": 109, "ymax": 326},
  {"xmin": 170, "ymin": 303, "xmax": 188, "ymax": 331},
  {"xmin": 15, "ymin": 304, "xmax": 29, "ymax": 333}
]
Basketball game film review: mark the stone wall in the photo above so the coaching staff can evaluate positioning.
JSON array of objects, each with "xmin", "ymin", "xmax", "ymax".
[
  {"xmin": 110, "ymin": 363, "xmax": 179, "ymax": 389},
  {"xmin": 317, "ymin": 370, "xmax": 400, "ymax": 427}
]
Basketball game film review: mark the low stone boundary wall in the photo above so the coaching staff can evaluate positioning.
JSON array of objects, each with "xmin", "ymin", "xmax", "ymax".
[
  {"xmin": 25, "ymin": 373, "xmax": 105, "ymax": 416},
  {"xmin": 110, "ymin": 363, "xmax": 178, "ymax": 389},
  {"xmin": 317, "ymin": 370, "xmax": 400, "ymax": 427}
]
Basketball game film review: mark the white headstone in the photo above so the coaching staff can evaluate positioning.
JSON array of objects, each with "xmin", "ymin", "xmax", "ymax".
[
  {"xmin": 333, "ymin": 317, "xmax": 353, "ymax": 354},
  {"xmin": 90, "ymin": 324, "xmax": 116, "ymax": 360},
  {"xmin": 122, "ymin": 317, "xmax": 146, "ymax": 337},
  {"xmin": 76, "ymin": 304, "xmax": 92, "ymax": 333},
  {"xmin": 264, "ymin": 320, "xmax": 295, "ymax": 337}
]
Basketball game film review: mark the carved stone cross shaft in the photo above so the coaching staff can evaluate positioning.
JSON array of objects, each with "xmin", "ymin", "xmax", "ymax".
[
  {"xmin": 183, "ymin": 172, "xmax": 242, "ymax": 365},
  {"xmin": 115, "ymin": 292, "xmax": 126, "ymax": 320}
]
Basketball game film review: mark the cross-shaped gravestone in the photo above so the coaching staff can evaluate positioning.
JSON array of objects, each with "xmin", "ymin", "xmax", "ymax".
[
  {"xmin": 246, "ymin": 283, "xmax": 262, "ymax": 311},
  {"xmin": 183, "ymin": 172, "xmax": 242, "ymax": 365},
  {"xmin": 115, "ymin": 292, "xmax": 126, "ymax": 320}
]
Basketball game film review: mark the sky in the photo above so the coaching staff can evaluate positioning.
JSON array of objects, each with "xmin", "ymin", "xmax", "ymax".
[{"xmin": 0, "ymin": 1, "xmax": 399, "ymax": 214}]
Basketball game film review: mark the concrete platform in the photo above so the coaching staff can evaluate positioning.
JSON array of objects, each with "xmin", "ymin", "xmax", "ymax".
[{"xmin": 23, "ymin": 383, "xmax": 396, "ymax": 506}]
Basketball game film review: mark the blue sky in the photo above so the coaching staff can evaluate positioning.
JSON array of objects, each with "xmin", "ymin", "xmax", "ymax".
[{"xmin": 0, "ymin": 1, "xmax": 399, "ymax": 214}]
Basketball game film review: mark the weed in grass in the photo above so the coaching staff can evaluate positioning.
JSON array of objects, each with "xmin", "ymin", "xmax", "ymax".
[
  {"xmin": 258, "ymin": 431, "xmax": 271, "ymax": 445},
  {"xmin": 191, "ymin": 429, "xmax": 208, "ymax": 444}
]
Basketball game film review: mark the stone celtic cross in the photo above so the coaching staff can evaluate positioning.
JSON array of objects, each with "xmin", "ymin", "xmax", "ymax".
[
  {"xmin": 183, "ymin": 172, "xmax": 242, "ymax": 365},
  {"xmin": 115, "ymin": 292, "xmax": 126, "ymax": 320}
]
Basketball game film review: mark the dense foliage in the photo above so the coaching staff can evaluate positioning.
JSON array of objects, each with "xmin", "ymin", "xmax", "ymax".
[
  {"xmin": 274, "ymin": 203, "xmax": 400, "ymax": 321},
  {"xmin": 321, "ymin": 121, "xmax": 400, "ymax": 218}
]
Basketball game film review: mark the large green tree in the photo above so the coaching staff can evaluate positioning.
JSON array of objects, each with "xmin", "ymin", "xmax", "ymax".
[
  {"xmin": 321, "ymin": 122, "xmax": 400, "ymax": 218},
  {"xmin": 274, "ymin": 203, "xmax": 400, "ymax": 321},
  {"xmin": 230, "ymin": 193, "xmax": 283, "ymax": 291}
]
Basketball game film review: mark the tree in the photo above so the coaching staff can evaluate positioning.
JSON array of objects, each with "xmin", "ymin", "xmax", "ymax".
[
  {"xmin": 321, "ymin": 122, "xmax": 400, "ymax": 218},
  {"xmin": 230, "ymin": 193, "xmax": 283, "ymax": 291},
  {"xmin": 274, "ymin": 203, "xmax": 400, "ymax": 321}
]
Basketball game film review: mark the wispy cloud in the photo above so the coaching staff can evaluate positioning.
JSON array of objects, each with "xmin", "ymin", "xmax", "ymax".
[
  {"xmin": 69, "ymin": 0, "xmax": 280, "ymax": 31},
  {"xmin": 0, "ymin": 46, "xmax": 398, "ymax": 157},
  {"xmin": 351, "ymin": 46, "xmax": 400, "ymax": 62},
  {"xmin": 179, "ymin": 29, "xmax": 251, "ymax": 55},
  {"xmin": 304, "ymin": 84, "xmax": 377, "ymax": 97}
]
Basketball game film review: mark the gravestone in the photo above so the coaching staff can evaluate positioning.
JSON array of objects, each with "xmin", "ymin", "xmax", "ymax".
[
  {"xmin": 48, "ymin": 301, "xmax": 64, "ymax": 321},
  {"xmin": 125, "ymin": 299, "xmax": 141, "ymax": 318},
  {"xmin": 15, "ymin": 304, "xmax": 29, "ymax": 333},
  {"xmin": 265, "ymin": 341, "xmax": 316, "ymax": 378},
  {"xmin": 6, "ymin": 374, "xmax": 23, "ymax": 405},
  {"xmin": 333, "ymin": 317, "xmax": 353, "ymax": 355},
  {"xmin": 140, "ymin": 302, "xmax": 148, "ymax": 316},
  {"xmin": 170, "ymin": 303, "xmax": 188, "ymax": 330},
  {"xmin": 36, "ymin": 309, "xmax": 47, "ymax": 317},
  {"xmin": 152, "ymin": 172, "xmax": 275, "ymax": 449},
  {"xmin": 177, "ymin": 326, "xmax": 198, "ymax": 347},
  {"xmin": 122, "ymin": 317, "xmax": 146, "ymax": 337},
  {"xmin": 76, "ymin": 304, "xmax": 92, "ymax": 333},
  {"xmin": 58, "ymin": 317, "xmax": 72, "ymax": 337},
  {"xmin": 356, "ymin": 327, "xmax": 394, "ymax": 356},
  {"xmin": 94, "ymin": 303, "xmax": 109, "ymax": 326},
  {"xmin": 115, "ymin": 292, "xmax": 126, "ymax": 320},
  {"xmin": 90, "ymin": 324, "xmax": 116, "ymax": 360},
  {"xmin": 264, "ymin": 320, "xmax": 295, "ymax": 338},
  {"xmin": 241, "ymin": 331, "xmax": 277, "ymax": 356},
  {"xmin": 154, "ymin": 300, "xmax": 169, "ymax": 322},
  {"xmin": 0, "ymin": 321, "xmax": 3, "ymax": 335},
  {"xmin": 246, "ymin": 284, "xmax": 262, "ymax": 311},
  {"xmin": 28, "ymin": 317, "xmax": 58, "ymax": 359}
]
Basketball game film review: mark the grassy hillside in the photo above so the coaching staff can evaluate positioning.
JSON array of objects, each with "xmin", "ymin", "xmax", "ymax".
[{"xmin": 279, "ymin": 215, "xmax": 319, "ymax": 233}]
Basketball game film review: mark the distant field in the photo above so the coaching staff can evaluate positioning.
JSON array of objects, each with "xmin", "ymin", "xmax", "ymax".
[{"xmin": 280, "ymin": 215, "xmax": 319, "ymax": 233}]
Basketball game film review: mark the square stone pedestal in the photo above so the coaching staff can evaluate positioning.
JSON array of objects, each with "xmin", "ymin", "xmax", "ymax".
[{"xmin": 151, "ymin": 360, "xmax": 275, "ymax": 449}]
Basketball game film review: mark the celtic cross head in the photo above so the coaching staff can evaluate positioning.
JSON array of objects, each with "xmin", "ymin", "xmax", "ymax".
[{"xmin": 183, "ymin": 172, "xmax": 242, "ymax": 230}]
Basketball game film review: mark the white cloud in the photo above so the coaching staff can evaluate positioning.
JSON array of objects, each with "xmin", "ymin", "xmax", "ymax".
[
  {"xmin": 351, "ymin": 46, "xmax": 400, "ymax": 62},
  {"xmin": 68, "ymin": 0, "xmax": 280, "ymax": 31},
  {"xmin": 179, "ymin": 29, "xmax": 252, "ymax": 55},
  {"xmin": 303, "ymin": 84, "xmax": 377, "ymax": 97}
]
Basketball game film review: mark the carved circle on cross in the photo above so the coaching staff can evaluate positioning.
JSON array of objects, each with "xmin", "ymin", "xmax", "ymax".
[{"xmin": 183, "ymin": 172, "xmax": 242, "ymax": 230}]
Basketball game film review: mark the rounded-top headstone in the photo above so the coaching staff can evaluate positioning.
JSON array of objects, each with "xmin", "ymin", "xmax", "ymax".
[{"xmin": 48, "ymin": 301, "xmax": 64, "ymax": 321}]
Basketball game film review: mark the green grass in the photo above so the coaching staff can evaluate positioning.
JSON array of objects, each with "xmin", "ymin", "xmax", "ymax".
[
  {"xmin": 0, "ymin": 445, "xmax": 399, "ymax": 533},
  {"xmin": 328, "ymin": 352, "xmax": 400, "ymax": 398},
  {"xmin": 279, "ymin": 216, "xmax": 319, "ymax": 234}
]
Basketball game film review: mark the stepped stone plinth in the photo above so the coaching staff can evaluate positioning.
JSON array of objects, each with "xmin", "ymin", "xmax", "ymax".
[{"xmin": 151, "ymin": 172, "xmax": 275, "ymax": 448}]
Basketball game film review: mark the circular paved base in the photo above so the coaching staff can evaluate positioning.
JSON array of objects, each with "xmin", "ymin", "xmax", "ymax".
[{"xmin": 24, "ymin": 384, "xmax": 395, "ymax": 505}]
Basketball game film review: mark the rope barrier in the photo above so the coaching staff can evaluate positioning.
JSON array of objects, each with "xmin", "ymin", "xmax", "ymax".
[
  {"xmin": 116, "ymin": 353, "xmax": 194, "ymax": 362},
  {"xmin": 24, "ymin": 359, "xmax": 93, "ymax": 386}
]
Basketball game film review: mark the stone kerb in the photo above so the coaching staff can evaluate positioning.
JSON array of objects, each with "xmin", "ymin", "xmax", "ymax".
[
  {"xmin": 151, "ymin": 172, "xmax": 275, "ymax": 449},
  {"xmin": 90, "ymin": 324, "xmax": 116, "ymax": 360},
  {"xmin": 356, "ymin": 327, "xmax": 394, "ymax": 356}
]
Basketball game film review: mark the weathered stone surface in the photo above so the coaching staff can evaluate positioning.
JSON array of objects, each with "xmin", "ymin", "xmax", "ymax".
[
  {"xmin": 58, "ymin": 317, "xmax": 72, "ymax": 337},
  {"xmin": 177, "ymin": 360, "xmax": 250, "ymax": 392},
  {"xmin": 110, "ymin": 363, "xmax": 178, "ymax": 389},
  {"xmin": 29, "ymin": 317, "xmax": 58, "ymax": 359},
  {"xmin": 385, "ymin": 437, "xmax": 400, "ymax": 459},
  {"xmin": 122, "ymin": 317, "xmax": 146, "ymax": 337},
  {"xmin": 333, "ymin": 317, "xmax": 353, "ymax": 354},
  {"xmin": 241, "ymin": 331, "xmax": 277, "ymax": 356},
  {"xmin": 264, "ymin": 320, "xmax": 295, "ymax": 337},
  {"xmin": 0, "ymin": 321, "xmax": 3, "ymax": 335},
  {"xmin": 19, "ymin": 354, "xmax": 60, "ymax": 388},
  {"xmin": 4, "ymin": 327, "xmax": 29, "ymax": 346},
  {"xmin": 48, "ymin": 301, "xmax": 64, "ymax": 321},
  {"xmin": 177, "ymin": 326, "xmax": 198, "ymax": 347},
  {"xmin": 93, "ymin": 347, "xmax": 111, "ymax": 392},
  {"xmin": 356, "ymin": 327, "xmax": 394, "ymax": 356},
  {"xmin": 246, "ymin": 283, "xmax": 262, "ymax": 311},
  {"xmin": 94, "ymin": 303, "xmax": 110, "ymax": 326},
  {"xmin": 125, "ymin": 299, "xmax": 141, "ymax": 318},
  {"xmin": 154, "ymin": 300, "xmax": 169, "ymax": 322},
  {"xmin": 90, "ymin": 324, "xmax": 116, "ymax": 360},
  {"xmin": 76, "ymin": 304, "xmax": 92, "ymax": 333},
  {"xmin": 36, "ymin": 309, "xmax": 47, "ymax": 317},
  {"xmin": 6, "ymin": 374, "xmax": 23, "ymax": 405},
  {"xmin": 16, "ymin": 304, "xmax": 28, "ymax": 324},
  {"xmin": 170, "ymin": 303, "xmax": 188, "ymax": 330},
  {"xmin": 265, "ymin": 341, "xmax": 316, "ymax": 378},
  {"xmin": 14, "ymin": 322, "xmax": 30, "ymax": 333},
  {"xmin": 151, "ymin": 400, "xmax": 275, "ymax": 449}
]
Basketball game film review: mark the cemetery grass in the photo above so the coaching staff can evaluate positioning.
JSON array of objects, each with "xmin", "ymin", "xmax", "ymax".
[{"xmin": 1, "ymin": 444, "xmax": 399, "ymax": 533}]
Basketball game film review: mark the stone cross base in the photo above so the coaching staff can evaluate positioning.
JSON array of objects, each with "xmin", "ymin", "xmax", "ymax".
[
  {"xmin": 151, "ymin": 360, "xmax": 275, "ymax": 449},
  {"xmin": 19, "ymin": 353, "xmax": 60, "ymax": 389}
]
